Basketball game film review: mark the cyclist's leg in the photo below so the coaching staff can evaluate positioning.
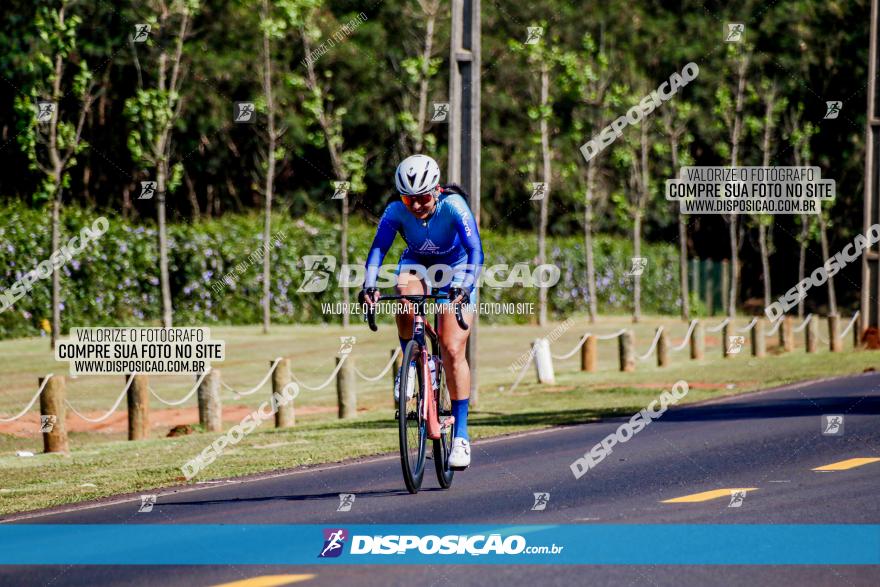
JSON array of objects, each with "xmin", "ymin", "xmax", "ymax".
[
  {"xmin": 437, "ymin": 289, "xmax": 476, "ymax": 445},
  {"xmin": 437, "ymin": 302, "xmax": 475, "ymax": 401},
  {"xmin": 394, "ymin": 258, "xmax": 427, "ymax": 349}
]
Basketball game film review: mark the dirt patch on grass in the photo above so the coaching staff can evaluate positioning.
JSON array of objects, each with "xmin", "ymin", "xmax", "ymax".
[{"xmin": 0, "ymin": 405, "xmax": 340, "ymax": 438}]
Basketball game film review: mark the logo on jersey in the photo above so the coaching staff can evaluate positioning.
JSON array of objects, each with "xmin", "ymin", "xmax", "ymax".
[
  {"xmin": 450, "ymin": 200, "xmax": 473, "ymax": 237},
  {"xmin": 319, "ymin": 528, "xmax": 348, "ymax": 558},
  {"xmin": 418, "ymin": 239, "xmax": 440, "ymax": 253}
]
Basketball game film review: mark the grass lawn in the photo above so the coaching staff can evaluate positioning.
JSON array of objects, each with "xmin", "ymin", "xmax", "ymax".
[{"xmin": 0, "ymin": 313, "xmax": 874, "ymax": 516}]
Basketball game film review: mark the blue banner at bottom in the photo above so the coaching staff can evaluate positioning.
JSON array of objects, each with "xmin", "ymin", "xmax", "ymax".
[{"xmin": 0, "ymin": 524, "xmax": 877, "ymax": 565}]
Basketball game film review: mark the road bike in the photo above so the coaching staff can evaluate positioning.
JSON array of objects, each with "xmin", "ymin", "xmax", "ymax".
[{"xmin": 365, "ymin": 291, "xmax": 468, "ymax": 493}]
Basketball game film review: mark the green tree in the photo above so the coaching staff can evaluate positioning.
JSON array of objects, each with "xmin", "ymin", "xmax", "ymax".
[
  {"xmin": 14, "ymin": 0, "xmax": 95, "ymax": 348},
  {"xmin": 124, "ymin": 0, "xmax": 200, "ymax": 327}
]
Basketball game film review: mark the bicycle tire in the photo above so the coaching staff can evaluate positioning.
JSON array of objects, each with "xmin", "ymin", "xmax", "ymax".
[
  {"xmin": 398, "ymin": 340, "xmax": 427, "ymax": 493},
  {"xmin": 433, "ymin": 354, "xmax": 455, "ymax": 489}
]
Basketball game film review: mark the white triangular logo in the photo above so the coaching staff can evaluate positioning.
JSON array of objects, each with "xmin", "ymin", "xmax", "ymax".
[{"xmin": 419, "ymin": 239, "xmax": 439, "ymax": 253}]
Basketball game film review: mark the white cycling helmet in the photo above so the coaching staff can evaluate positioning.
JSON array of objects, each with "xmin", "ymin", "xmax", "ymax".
[{"xmin": 395, "ymin": 154, "xmax": 441, "ymax": 195}]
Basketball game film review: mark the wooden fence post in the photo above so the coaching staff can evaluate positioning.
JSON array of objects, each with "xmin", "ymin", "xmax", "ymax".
[
  {"xmin": 337, "ymin": 357, "xmax": 357, "ymax": 419},
  {"xmin": 272, "ymin": 359, "xmax": 295, "ymax": 428},
  {"xmin": 854, "ymin": 316, "xmax": 860, "ymax": 349},
  {"xmin": 656, "ymin": 328, "xmax": 669, "ymax": 367},
  {"xmin": 618, "ymin": 330, "xmax": 635, "ymax": 372},
  {"xmin": 828, "ymin": 315, "xmax": 842, "ymax": 352},
  {"xmin": 779, "ymin": 316, "xmax": 794, "ymax": 353},
  {"xmin": 751, "ymin": 319, "xmax": 766, "ymax": 358},
  {"xmin": 127, "ymin": 374, "xmax": 150, "ymax": 440},
  {"xmin": 39, "ymin": 375, "xmax": 68, "ymax": 453},
  {"xmin": 581, "ymin": 335, "xmax": 597, "ymax": 372},
  {"xmin": 705, "ymin": 259, "xmax": 715, "ymax": 315},
  {"xmin": 805, "ymin": 317, "xmax": 817, "ymax": 353},
  {"xmin": 198, "ymin": 369, "xmax": 223, "ymax": 432},
  {"xmin": 690, "ymin": 320, "xmax": 704, "ymax": 360},
  {"xmin": 722, "ymin": 323, "xmax": 732, "ymax": 358},
  {"xmin": 721, "ymin": 259, "xmax": 730, "ymax": 315}
]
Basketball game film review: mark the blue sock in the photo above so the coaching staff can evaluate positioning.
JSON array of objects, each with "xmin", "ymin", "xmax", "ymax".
[
  {"xmin": 452, "ymin": 398, "xmax": 469, "ymax": 440},
  {"xmin": 399, "ymin": 337, "xmax": 410, "ymax": 355}
]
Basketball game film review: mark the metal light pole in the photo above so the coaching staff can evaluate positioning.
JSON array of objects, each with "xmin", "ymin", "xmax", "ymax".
[
  {"xmin": 862, "ymin": 0, "xmax": 879, "ymax": 334},
  {"xmin": 448, "ymin": 0, "xmax": 481, "ymax": 403}
]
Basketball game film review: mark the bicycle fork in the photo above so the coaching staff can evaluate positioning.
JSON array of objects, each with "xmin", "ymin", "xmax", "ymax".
[{"xmin": 418, "ymin": 346, "xmax": 441, "ymax": 440}]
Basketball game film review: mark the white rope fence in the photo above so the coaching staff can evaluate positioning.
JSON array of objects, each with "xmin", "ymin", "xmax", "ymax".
[
  {"xmin": 290, "ymin": 354, "xmax": 350, "ymax": 391},
  {"xmin": 818, "ymin": 312, "xmax": 860, "ymax": 344},
  {"xmin": 221, "ymin": 358, "xmax": 281, "ymax": 398},
  {"xmin": 550, "ymin": 329, "xmax": 626, "ymax": 360},
  {"xmin": 0, "ymin": 310, "xmax": 865, "ymax": 424},
  {"xmin": 149, "ymin": 370, "xmax": 212, "ymax": 406},
  {"xmin": 551, "ymin": 333, "xmax": 591, "ymax": 360},
  {"xmin": 736, "ymin": 317, "xmax": 758, "ymax": 333},
  {"xmin": 352, "ymin": 348, "xmax": 401, "ymax": 381},
  {"xmin": 793, "ymin": 313, "xmax": 813, "ymax": 332},
  {"xmin": 505, "ymin": 346, "xmax": 538, "ymax": 394},
  {"xmin": 637, "ymin": 327, "xmax": 664, "ymax": 361},
  {"xmin": 840, "ymin": 312, "xmax": 860, "ymax": 339},
  {"xmin": 765, "ymin": 317, "xmax": 784, "ymax": 337},
  {"xmin": 0, "ymin": 374, "xmax": 54, "ymax": 422},
  {"xmin": 671, "ymin": 320, "xmax": 698, "ymax": 351},
  {"xmin": 706, "ymin": 318, "xmax": 730, "ymax": 333},
  {"xmin": 64, "ymin": 375, "xmax": 136, "ymax": 423}
]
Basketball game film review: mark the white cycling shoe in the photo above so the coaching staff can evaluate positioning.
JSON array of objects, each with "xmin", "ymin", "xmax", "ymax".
[
  {"xmin": 448, "ymin": 437, "xmax": 471, "ymax": 469},
  {"xmin": 394, "ymin": 364, "xmax": 416, "ymax": 403}
]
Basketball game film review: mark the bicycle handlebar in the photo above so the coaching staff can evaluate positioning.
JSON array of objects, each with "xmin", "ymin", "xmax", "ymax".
[{"xmin": 364, "ymin": 293, "xmax": 469, "ymax": 332}]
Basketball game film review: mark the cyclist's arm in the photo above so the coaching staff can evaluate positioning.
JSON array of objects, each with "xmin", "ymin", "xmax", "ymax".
[
  {"xmin": 365, "ymin": 204, "xmax": 402, "ymax": 288},
  {"xmin": 449, "ymin": 196, "xmax": 484, "ymax": 291}
]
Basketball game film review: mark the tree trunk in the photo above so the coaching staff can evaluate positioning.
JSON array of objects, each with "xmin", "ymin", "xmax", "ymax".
[
  {"xmin": 184, "ymin": 172, "xmax": 200, "ymax": 221},
  {"xmin": 50, "ymin": 187, "xmax": 62, "ymax": 349},
  {"xmin": 632, "ymin": 122, "xmax": 649, "ymax": 324},
  {"xmin": 670, "ymin": 138, "xmax": 689, "ymax": 320},
  {"xmin": 303, "ymin": 31, "xmax": 350, "ymax": 328},
  {"xmin": 537, "ymin": 61, "xmax": 551, "ymax": 326},
  {"xmin": 798, "ymin": 217, "xmax": 808, "ymax": 318},
  {"xmin": 818, "ymin": 213, "xmax": 837, "ymax": 315},
  {"xmin": 758, "ymin": 84, "xmax": 776, "ymax": 308},
  {"xmin": 414, "ymin": 0, "xmax": 439, "ymax": 152},
  {"xmin": 261, "ymin": 0, "xmax": 276, "ymax": 334},
  {"xmin": 633, "ymin": 211, "xmax": 642, "ymax": 323},
  {"xmin": 758, "ymin": 224, "xmax": 771, "ymax": 307},
  {"xmin": 584, "ymin": 159, "xmax": 598, "ymax": 323},
  {"xmin": 727, "ymin": 52, "xmax": 749, "ymax": 319},
  {"xmin": 157, "ymin": 163, "xmax": 173, "ymax": 328}
]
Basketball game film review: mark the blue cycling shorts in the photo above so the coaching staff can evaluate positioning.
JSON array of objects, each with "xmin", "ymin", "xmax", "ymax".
[{"xmin": 395, "ymin": 252, "xmax": 477, "ymax": 305}]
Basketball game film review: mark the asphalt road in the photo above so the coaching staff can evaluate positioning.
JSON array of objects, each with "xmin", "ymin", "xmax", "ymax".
[{"xmin": 2, "ymin": 372, "xmax": 879, "ymax": 586}]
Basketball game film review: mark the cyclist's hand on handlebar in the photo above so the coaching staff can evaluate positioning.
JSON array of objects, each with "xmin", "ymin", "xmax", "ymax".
[
  {"xmin": 447, "ymin": 286, "xmax": 469, "ymax": 305},
  {"xmin": 358, "ymin": 287, "xmax": 379, "ymax": 307}
]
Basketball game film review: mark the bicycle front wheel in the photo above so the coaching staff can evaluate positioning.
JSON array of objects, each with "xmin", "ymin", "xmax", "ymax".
[
  {"xmin": 398, "ymin": 340, "xmax": 427, "ymax": 493},
  {"xmin": 433, "ymin": 355, "xmax": 455, "ymax": 489}
]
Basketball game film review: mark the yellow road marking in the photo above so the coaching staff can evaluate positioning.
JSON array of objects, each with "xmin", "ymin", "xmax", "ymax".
[
  {"xmin": 209, "ymin": 574, "xmax": 315, "ymax": 587},
  {"xmin": 661, "ymin": 488, "xmax": 758, "ymax": 503},
  {"xmin": 813, "ymin": 457, "xmax": 880, "ymax": 471}
]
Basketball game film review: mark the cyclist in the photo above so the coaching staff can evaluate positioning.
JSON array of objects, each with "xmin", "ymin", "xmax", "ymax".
[{"xmin": 360, "ymin": 154, "xmax": 483, "ymax": 469}]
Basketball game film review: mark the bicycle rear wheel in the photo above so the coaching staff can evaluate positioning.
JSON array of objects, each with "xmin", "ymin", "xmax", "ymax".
[
  {"xmin": 398, "ymin": 340, "xmax": 427, "ymax": 493},
  {"xmin": 433, "ymin": 355, "xmax": 455, "ymax": 489}
]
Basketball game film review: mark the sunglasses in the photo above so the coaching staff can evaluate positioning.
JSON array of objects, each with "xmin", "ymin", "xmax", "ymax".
[{"xmin": 400, "ymin": 192, "xmax": 435, "ymax": 206}]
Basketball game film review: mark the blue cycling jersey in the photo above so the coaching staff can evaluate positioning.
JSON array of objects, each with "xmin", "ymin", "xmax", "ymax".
[{"xmin": 365, "ymin": 192, "xmax": 484, "ymax": 291}]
